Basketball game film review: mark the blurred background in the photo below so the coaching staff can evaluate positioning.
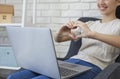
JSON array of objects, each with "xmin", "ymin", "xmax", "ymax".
[{"xmin": 0, "ymin": 0, "xmax": 102, "ymax": 78}]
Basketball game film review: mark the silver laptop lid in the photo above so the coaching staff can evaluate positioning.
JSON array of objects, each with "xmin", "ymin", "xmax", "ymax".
[{"xmin": 7, "ymin": 27, "xmax": 61, "ymax": 79}]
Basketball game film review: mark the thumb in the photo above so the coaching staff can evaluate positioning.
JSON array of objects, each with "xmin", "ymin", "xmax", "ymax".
[
  {"xmin": 79, "ymin": 33, "xmax": 87, "ymax": 38},
  {"xmin": 68, "ymin": 33, "xmax": 77, "ymax": 40}
]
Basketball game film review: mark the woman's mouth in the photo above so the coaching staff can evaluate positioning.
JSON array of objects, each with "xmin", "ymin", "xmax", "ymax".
[{"xmin": 99, "ymin": 6, "xmax": 108, "ymax": 11}]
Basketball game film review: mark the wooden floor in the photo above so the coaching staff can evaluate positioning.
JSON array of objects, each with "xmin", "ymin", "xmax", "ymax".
[{"xmin": 0, "ymin": 69, "xmax": 16, "ymax": 79}]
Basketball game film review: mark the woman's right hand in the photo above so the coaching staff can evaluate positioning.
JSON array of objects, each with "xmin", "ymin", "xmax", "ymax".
[
  {"xmin": 58, "ymin": 21, "xmax": 78, "ymax": 40},
  {"xmin": 55, "ymin": 21, "xmax": 78, "ymax": 42}
]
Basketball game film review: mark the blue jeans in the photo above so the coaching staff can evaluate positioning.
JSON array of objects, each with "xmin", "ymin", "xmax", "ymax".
[{"xmin": 7, "ymin": 58, "xmax": 102, "ymax": 79}]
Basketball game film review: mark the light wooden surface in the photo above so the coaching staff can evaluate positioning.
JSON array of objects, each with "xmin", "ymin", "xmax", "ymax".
[{"xmin": 0, "ymin": 69, "xmax": 16, "ymax": 79}]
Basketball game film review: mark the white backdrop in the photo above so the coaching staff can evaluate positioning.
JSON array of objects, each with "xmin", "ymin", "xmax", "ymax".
[{"xmin": 0, "ymin": 0, "xmax": 102, "ymax": 57}]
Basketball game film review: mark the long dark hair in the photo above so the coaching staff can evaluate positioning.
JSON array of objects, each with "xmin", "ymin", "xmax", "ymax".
[{"xmin": 116, "ymin": 5, "xmax": 120, "ymax": 19}]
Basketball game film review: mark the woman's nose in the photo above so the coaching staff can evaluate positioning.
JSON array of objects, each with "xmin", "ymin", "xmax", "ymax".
[{"xmin": 98, "ymin": 0, "xmax": 105, "ymax": 5}]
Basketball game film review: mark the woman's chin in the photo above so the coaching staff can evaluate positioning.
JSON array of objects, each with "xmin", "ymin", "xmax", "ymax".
[{"xmin": 100, "ymin": 11, "xmax": 108, "ymax": 16}]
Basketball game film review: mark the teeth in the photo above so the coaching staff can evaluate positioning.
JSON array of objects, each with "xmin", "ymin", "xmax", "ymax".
[
  {"xmin": 101, "ymin": 7, "xmax": 105, "ymax": 9},
  {"xmin": 99, "ymin": 6, "xmax": 107, "ymax": 10}
]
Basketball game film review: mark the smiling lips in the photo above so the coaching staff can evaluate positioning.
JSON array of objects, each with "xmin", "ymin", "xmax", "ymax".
[{"xmin": 98, "ymin": 5, "xmax": 108, "ymax": 11}]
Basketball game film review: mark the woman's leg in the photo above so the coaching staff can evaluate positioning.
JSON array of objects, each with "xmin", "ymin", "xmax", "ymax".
[
  {"xmin": 32, "ymin": 58, "xmax": 101, "ymax": 79},
  {"xmin": 7, "ymin": 69, "xmax": 40, "ymax": 79},
  {"xmin": 7, "ymin": 69, "xmax": 52, "ymax": 79},
  {"xmin": 65, "ymin": 58, "xmax": 102, "ymax": 79},
  {"xmin": 7, "ymin": 58, "xmax": 101, "ymax": 79},
  {"xmin": 32, "ymin": 75, "xmax": 51, "ymax": 79},
  {"xmin": 71, "ymin": 70, "xmax": 98, "ymax": 79}
]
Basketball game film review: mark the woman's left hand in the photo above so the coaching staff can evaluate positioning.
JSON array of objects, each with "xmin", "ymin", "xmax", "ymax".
[{"xmin": 74, "ymin": 21, "xmax": 94, "ymax": 38}]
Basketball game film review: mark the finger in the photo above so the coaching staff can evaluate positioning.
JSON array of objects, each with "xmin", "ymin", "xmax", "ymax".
[
  {"xmin": 63, "ymin": 21, "xmax": 73, "ymax": 27},
  {"xmin": 76, "ymin": 35, "xmax": 82, "ymax": 38},
  {"xmin": 74, "ymin": 21, "xmax": 81, "ymax": 27},
  {"xmin": 62, "ymin": 23, "xmax": 69, "ymax": 27},
  {"xmin": 61, "ymin": 23, "xmax": 71, "ymax": 30},
  {"xmin": 71, "ymin": 21, "xmax": 78, "ymax": 29},
  {"xmin": 75, "ymin": 21, "xmax": 86, "ymax": 27},
  {"xmin": 63, "ymin": 22, "xmax": 72, "ymax": 28},
  {"xmin": 66, "ymin": 23, "xmax": 71, "ymax": 27},
  {"xmin": 68, "ymin": 33, "xmax": 75, "ymax": 39},
  {"xmin": 68, "ymin": 21, "xmax": 76, "ymax": 29},
  {"xmin": 70, "ymin": 21, "xmax": 75, "ymax": 26}
]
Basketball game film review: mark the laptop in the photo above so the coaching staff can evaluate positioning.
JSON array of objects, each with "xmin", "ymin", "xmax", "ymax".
[{"xmin": 6, "ymin": 26, "xmax": 91, "ymax": 79}]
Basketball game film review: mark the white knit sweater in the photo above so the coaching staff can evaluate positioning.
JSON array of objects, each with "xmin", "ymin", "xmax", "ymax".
[{"xmin": 72, "ymin": 19, "xmax": 120, "ymax": 70}]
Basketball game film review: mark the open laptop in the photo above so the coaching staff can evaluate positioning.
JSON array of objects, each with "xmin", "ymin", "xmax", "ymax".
[{"xmin": 6, "ymin": 26, "xmax": 91, "ymax": 79}]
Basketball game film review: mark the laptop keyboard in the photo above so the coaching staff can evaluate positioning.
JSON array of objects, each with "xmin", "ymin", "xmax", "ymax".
[
  {"xmin": 59, "ymin": 67, "xmax": 78, "ymax": 77},
  {"xmin": 59, "ymin": 63, "xmax": 78, "ymax": 68}
]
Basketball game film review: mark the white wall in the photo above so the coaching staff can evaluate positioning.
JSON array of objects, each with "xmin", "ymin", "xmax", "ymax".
[{"xmin": 0, "ymin": 0, "xmax": 101, "ymax": 57}]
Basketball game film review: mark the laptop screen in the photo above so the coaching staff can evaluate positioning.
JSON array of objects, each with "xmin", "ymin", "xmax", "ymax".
[{"xmin": 7, "ymin": 27, "xmax": 61, "ymax": 79}]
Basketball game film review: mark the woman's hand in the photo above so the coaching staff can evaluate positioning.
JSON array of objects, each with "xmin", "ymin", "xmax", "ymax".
[
  {"xmin": 55, "ymin": 20, "xmax": 95, "ymax": 42},
  {"xmin": 74, "ymin": 21, "xmax": 94, "ymax": 38},
  {"xmin": 58, "ymin": 21, "xmax": 78, "ymax": 40}
]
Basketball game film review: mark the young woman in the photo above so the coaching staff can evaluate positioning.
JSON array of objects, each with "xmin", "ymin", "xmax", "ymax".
[{"xmin": 8, "ymin": 0, "xmax": 120, "ymax": 79}]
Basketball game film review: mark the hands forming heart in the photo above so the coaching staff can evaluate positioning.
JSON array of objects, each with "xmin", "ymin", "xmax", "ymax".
[{"xmin": 59, "ymin": 21, "xmax": 92, "ymax": 40}]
